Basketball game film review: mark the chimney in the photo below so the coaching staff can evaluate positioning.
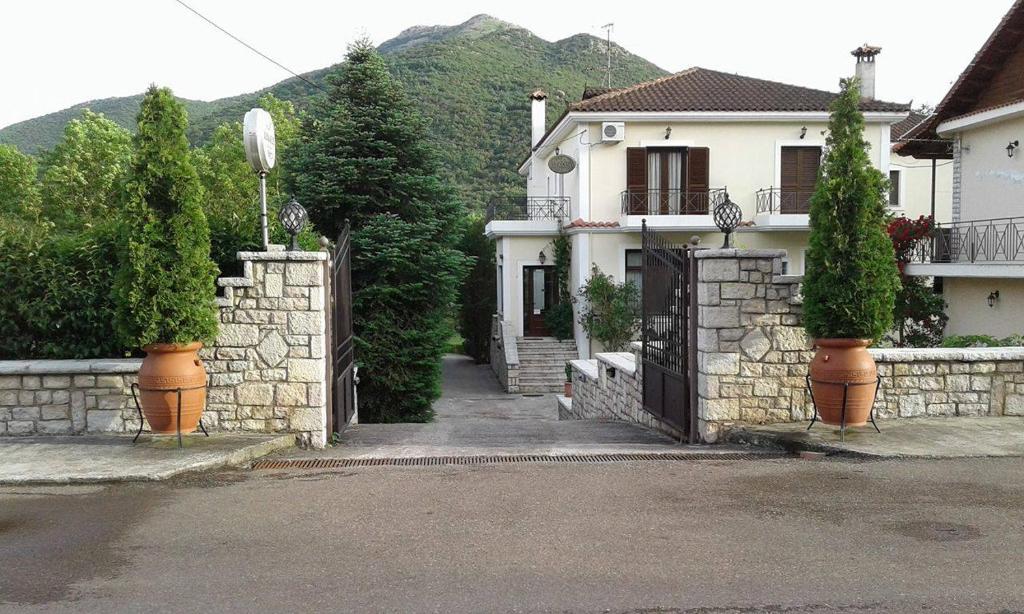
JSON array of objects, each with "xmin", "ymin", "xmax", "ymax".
[
  {"xmin": 530, "ymin": 90, "xmax": 547, "ymax": 148},
  {"xmin": 851, "ymin": 44, "xmax": 882, "ymax": 99}
]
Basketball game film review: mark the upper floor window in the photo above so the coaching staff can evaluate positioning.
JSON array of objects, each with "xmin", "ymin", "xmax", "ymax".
[{"xmin": 889, "ymin": 169, "xmax": 902, "ymax": 208}]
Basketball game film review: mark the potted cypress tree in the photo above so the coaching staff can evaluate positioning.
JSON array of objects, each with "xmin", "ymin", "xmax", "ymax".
[
  {"xmin": 802, "ymin": 78, "xmax": 900, "ymax": 426},
  {"xmin": 113, "ymin": 86, "xmax": 219, "ymax": 434}
]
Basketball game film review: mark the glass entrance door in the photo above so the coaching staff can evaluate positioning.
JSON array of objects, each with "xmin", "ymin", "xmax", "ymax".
[{"xmin": 523, "ymin": 266, "xmax": 556, "ymax": 337}]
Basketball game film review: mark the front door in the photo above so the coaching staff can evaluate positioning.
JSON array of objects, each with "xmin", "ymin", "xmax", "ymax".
[{"xmin": 523, "ymin": 266, "xmax": 556, "ymax": 337}]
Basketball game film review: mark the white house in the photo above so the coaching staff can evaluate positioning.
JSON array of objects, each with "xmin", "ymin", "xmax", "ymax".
[
  {"xmin": 487, "ymin": 49, "xmax": 909, "ymax": 362},
  {"xmin": 902, "ymin": 0, "xmax": 1024, "ymax": 338}
]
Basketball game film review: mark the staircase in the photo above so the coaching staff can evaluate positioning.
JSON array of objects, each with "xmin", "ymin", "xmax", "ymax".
[{"xmin": 515, "ymin": 337, "xmax": 579, "ymax": 393}]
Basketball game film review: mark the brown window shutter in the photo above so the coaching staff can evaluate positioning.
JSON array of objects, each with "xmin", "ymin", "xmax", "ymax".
[
  {"xmin": 686, "ymin": 147, "xmax": 709, "ymax": 191},
  {"xmin": 798, "ymin": 147, "xmax": 821, "ymax": 190},
  {"xmin": 626, "ymin": 147, "xmax": 648, "ymax": 214},
  {"xmin": 780, "ymin": 147, "xmax": 798, "ymax": 190},
  {"xmin": 780, "ymin": 146, "xmax": 820, "ymax": 213}
]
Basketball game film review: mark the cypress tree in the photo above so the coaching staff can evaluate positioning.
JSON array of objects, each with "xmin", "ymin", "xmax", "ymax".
[
  {"xmin": 113, "ymin": 86, "xmax": 218, "ymax": 348},
  {"xmin": 458, "ymin": 215, "xmax": 496, "ymax": 363},
  {"xmin": 802, "ymin": 79, "xmax": 900, "ymax": 341},
  {"xmin": 288, "ymin": 40, "xmax": 468, "ymax": 422}
]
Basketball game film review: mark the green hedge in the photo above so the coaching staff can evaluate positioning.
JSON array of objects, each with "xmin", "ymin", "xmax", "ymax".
[{"xmin": 0, "ymin": 220, "xmax": 129, "ymax": 359}]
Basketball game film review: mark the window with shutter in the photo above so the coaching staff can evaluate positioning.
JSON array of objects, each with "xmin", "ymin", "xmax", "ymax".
[
  {"xmin": 625, "ymin": 148, "xmax": 647, "ymax": 214},
  {"xmin": 780, "ymin": 146, "xmax": 820, "ymax": 213},
  {"xmin": 686, "ymin": 147, "xmax": 710, "ymax": 214}
]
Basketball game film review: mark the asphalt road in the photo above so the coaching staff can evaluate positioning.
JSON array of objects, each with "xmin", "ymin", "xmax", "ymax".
[{"xmin": 3, "ymin": 457, "xmax": 1024, "ymax": 613}]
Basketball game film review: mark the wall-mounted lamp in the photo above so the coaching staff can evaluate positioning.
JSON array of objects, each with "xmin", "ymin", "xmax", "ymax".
[
  {"xmin": 799, "ymin": 126, "xmax": 807, "ymax": 139},
  {"xmin": 988, "ymin": 290, "xmax": 1000, "ymax": 308},
  {"xmin": 538, "ymin": 250, "xmax": 546, "ymax": 264},
  {"xmin": 665, "ymin": 126, "xmax": 673, "ymax": 140},
  {"xmin": 1007, "ymin": 140, "xmax": 1019, "ymax": 158}
]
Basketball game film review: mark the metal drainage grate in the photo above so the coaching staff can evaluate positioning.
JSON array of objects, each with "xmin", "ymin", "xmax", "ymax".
[{"xmin": 251, "ymin": 451, "xmax": 786, "ymax": 470}]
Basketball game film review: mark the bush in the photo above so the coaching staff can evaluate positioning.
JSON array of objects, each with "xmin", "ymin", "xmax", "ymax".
[
  {"xmin": 0, "ymin": 220, "xmax": 128, "ymax": 359},
  {"xmin": 577, "ymin": 267, "xmax": 639, "ymax": 352},
  {"xmin": 802, "ymin": 78, "xmax": 900, "ymax": 341},
  {"xmin": 113, "ymin": 86, "xmax": 219, "ymax": 348},
  {"xmin": 457, "ymin": 215, "xmax": 495, "ymax": 363},
  {"xmin": 941, "ymin": 335, "xmax": 1024, "ymax": 348},
  {"xmin": 545, "ymin": 232, "xmax": 574, "ymax": 340}
]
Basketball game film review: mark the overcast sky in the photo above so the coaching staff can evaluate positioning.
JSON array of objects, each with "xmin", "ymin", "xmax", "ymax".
[{"xmin": 1, "ymin": 0, "xmax": 1013, "ymax": 129}]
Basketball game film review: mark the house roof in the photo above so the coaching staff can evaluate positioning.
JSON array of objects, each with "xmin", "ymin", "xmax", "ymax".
[
  {"xmin": 568, "ymin": 67, "xmax": 910, "ymax": 114},
  {"xmin": 891, "ymin": 111, "xmax": 929, "ymax": 143},
  {"xmin": 893, "ymin": 0, "xmax": 1024, "ymax": 158}
]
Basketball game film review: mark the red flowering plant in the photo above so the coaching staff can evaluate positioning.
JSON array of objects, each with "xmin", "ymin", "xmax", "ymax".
[
  {"xmin": 888, "ymin": 214, "xmax": 935, "ymax": 273},
  {"xmin": 886, "ymin": 214, "xmax": 948, "ymax": 347}
]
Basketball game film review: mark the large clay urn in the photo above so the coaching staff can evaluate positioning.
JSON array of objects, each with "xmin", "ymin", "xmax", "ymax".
[
  {"xmin": 137, "ymin": 343, "xmax": 207, "ymax": 434},
  {"xmin": 808, "ymin": 339, "xmax": 878, "ymax": 427}
]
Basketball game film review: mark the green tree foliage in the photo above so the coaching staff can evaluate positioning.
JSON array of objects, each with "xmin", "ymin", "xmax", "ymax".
[
  {"xmin": 889, "ymin": 277, "xmax": 948, "ymax": 348},
  {"xmin": 39, "ymin": 110, "xmax": 132, "ymax": 229},
  {"xmin": 113, "ymin": 86, "xmax": 219, "ymax": 348},
  {"xmin": 544, "ymin": 231, "xmax": 574, "ymax": 340},
  {"xmin": 0, "ymin": 220, "xmax": 128, "ymax": 359},
  {"xmin": 577, "ymin": 267, "xmax": 639, "ymax": 352},
  {"xmin": 457, "ymin": 215, "xmax": 496, "ymax": 363},
  {"xmin": 802, "ymin": 78, "xmax": 899, "ymax": 342},
  {"xmin": 289, "ymin": 41, "xmax": 468, "ymax": 422},
  {"xmin": 0, "ymin": 144, "xmax": 41, "ymax": 221}
]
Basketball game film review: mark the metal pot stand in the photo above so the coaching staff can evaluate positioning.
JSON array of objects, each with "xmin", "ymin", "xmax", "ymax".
[
  {"xmin": 130, "ymin": 382, "xmax": 210, "ymax": 449},
  {"xmin": 805, "ymin": 375, "xmax": 882, "ymax": 442}
]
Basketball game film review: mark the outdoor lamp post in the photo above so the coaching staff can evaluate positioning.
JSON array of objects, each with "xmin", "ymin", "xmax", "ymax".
[
  {"xmin": 278, "ymin": 197, "xmax": 308, "ymax": 251},
  {"xmin": 713, "ymin": 192, "xmax": 743, "ymax": 248}
]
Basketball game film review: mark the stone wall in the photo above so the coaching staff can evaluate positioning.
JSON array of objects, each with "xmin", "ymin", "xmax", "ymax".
[
  {"xmin": 563, "ymin": 347, "xmax": 684, "ymax": 440},
  {"xmin": 0, "ymin": 249, "xmax": 332, "ymax": 448},
  {"xmin": 490, "ymin": 315, "xmax": 520, "ymax": 393},
  {"xmin": 0, "ymin": 361, "xmax": 140, "ymax": 435}
]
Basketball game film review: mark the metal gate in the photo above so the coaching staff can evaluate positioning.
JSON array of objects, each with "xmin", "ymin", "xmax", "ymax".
[
  {"xmin": 327, "ymin": 221, "xmax": 355, "ymax": 435},
  {"xmin": 640, "ymin": 221, "xmax": 698, "ymax": 442}
]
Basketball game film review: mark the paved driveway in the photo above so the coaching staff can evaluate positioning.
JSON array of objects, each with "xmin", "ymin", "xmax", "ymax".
[{"xmin": 292, "ymin": 354, "xmax": 690, "ymax": 458}]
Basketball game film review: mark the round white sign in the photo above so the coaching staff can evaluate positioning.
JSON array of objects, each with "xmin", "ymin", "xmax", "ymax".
[{"xmin": 243, "ymin": 108, "xmax": 276, "ymax": 173}]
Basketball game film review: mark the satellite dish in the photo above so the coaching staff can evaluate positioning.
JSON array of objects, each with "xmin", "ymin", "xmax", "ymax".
[
  {"xmin": 243, "ymin": 108, "xmax": 276, "ymax": 173},
  {"xmin": 548, "ymin": 154, "xmax": 577, "ymax": 174}
]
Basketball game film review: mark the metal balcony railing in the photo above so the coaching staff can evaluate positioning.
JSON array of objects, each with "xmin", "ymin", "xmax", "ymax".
[
  {"xmin": 486, "ymin": 196, "xmax": 570, "ymax": 222},
  {"xmin": 621, "ymin": 188, "xmax": 726, "ymax": 215},
  {"xmin": 910, "ymin": 216, "xmax": 1024, "ymax": 264},
  {"xmin": 755, "ymin": 187, "xmax": 814, "ymax": 215}
]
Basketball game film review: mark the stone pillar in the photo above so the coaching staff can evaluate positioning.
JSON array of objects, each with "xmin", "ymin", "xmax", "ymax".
[
  {"xmin": 203, "ymin": 249, "xmax": 330, "ymax": 448},
  {"xmin": 694, "ymin": 249, "xmax": 812, "ymax": 442}
]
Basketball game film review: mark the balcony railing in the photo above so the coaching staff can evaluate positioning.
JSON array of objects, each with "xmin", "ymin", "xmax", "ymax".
[
  {"xmin": 755, "ymin": 187, "xmax": 814, "ymax": 215},
  {"xmin": 621, "ymin": 188, "xmax": 726, "ymax": 215},
  {"xmin": 910, "ymin": 216, "xmax": 1024, "ymax": 264},
  {"xmin": 486, "ymin": 196, "xmax": 570, "ymax": 222}
]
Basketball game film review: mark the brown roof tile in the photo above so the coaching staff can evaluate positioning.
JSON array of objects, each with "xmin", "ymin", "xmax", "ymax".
[
  {"xmin": 569, "ymin": 67, "xmax": 909, "ymax": 114},
  {"xmin": 564, "ymin": 218, "xmax": 619, "ymax": 229}
]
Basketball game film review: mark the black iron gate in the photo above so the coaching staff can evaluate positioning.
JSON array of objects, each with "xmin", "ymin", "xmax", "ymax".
[
  {"xmin": 640, "ymin": 221, "xmax": 698, "ymax": 442},
  {"xmin": 327, "ymin": 221, "xmax": 355, "ymax": 436}
]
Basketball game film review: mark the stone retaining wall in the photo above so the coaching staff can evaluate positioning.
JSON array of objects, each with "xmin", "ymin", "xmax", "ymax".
[
  {"xmin": 0, "ymin": 248, "xmax": 332, "ymax": 447},
  {"xmin": 490, "ymin": 315, "xmax": 520, "ymax": 393}
]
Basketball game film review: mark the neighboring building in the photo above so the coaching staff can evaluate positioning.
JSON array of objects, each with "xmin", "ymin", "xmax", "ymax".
[
  {"xmin": 890, "ymin": 111, "xmax": 953, "ymax": 223},
  {"xmin": 487, "ymin": 50, "xmax": 909, "ymax": 357},
  {"xmin": 902, "ymin": 0, "xmax": 1024, "ymax": 338}
]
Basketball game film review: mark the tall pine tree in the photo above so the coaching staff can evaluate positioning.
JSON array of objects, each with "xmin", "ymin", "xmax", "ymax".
[{"xmin": 288, "ymin": 40, "xmax": 468, "ymax": 423}]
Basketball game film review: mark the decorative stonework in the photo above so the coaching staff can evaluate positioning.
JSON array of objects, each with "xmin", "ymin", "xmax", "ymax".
[
  {"xmin": 0, "ymin": 249, "xmax": 332, "ymax": 448},
  {"xmin": 490, "ymin": 315, "xmax": 520, "ymax": 393}
]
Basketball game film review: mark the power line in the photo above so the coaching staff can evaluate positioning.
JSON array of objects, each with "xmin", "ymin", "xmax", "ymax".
[{"xmin": 171, "ymin": 0, "xmax": 328, "ymax": 94}]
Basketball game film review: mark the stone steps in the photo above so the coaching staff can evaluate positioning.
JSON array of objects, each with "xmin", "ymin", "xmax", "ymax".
[{"xmin": 515, "ymin": 337, "xmax": 578, "ymax": 393}]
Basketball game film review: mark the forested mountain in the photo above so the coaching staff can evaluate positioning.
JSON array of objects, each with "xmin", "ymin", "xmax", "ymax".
[{"xmin": 0, "ymin": 15, "xmax": 666, "ymax": 209}]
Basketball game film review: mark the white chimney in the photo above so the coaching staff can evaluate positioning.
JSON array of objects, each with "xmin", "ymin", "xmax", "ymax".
[
  {"xmin": 530, "ymin": 90, "xmax": 547, "ymax": 148},
  {"xmin": 851, "ymin": 44, "xmax": 881, "ymax": 100}
]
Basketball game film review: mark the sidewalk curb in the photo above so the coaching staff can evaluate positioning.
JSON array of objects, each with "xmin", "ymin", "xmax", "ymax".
[{"xmin": 725, "ymin": 427, "xmax": 881, "ymax": 459}]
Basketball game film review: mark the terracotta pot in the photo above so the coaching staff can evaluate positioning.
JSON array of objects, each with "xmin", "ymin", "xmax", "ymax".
[
  {"xmin": 564, "ymin": 381, "xmax": 573, "ymax": 398},
  {"xmin": 138, "ymin": 342, "xmax": 207, "ymax": 435},
  {"xmin": 809, "ymin": 338, "xmax": 878, "ymax": 427}
]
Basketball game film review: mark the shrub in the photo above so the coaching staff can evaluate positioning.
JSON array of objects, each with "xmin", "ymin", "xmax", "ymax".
[
  {"xmin": 886, "ymin": 215, "xmax": 947, "ymax": 347},
  {"xmin": 577, "ymin": 266, "xmax": 639, "ymax": 352},
  {"xmin": 113, "ymin": 86, "xmax": 219, "ymax": 348},
  {"xmin": 802, "ymin": 78, "xmax": 900, "ymax": 341},
  {"xmin": 544, "ymin": 232, "xmax": 574, "ymax": 340},
  {"xmin": 0, "ymin": 220, "xmax": 128, "ymax": 359},
  {"xmin": 941, "ymin": 335, "xmax": 1024, "ymax": 348},
  {"xmin": 0, "ymin": 144, "xmax": 41, "ymax": 222},
  {"xmin": 457, "ymin": 215, "xmax": 495, "ymax": 363}
]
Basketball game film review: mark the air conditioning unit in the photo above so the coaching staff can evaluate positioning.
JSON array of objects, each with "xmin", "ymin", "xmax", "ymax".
[{"xmin": 601, "ymin": 121, "xmax": 625, "ymax": 143}]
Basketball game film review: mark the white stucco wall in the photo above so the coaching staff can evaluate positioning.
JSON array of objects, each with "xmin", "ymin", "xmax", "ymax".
[
  {"xmin": 496, "ymin": 236, "xmax": 558, "ymax": 337},
  {"xmin": 954, "ymin": 114, "xmax": 1024, "ymax": 221},
  {"xmin": 943, "ymin": 277, "xmax": 1024, "ymax": 338},
  {"xmin": 890, "ymin": 154, "xmax": 954, "ymax": 223}
]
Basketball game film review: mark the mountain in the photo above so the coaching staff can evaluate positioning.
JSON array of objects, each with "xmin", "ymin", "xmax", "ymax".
[{"xmin": 0, "ymin": 15, "xmax": 667, "ymax": 209}]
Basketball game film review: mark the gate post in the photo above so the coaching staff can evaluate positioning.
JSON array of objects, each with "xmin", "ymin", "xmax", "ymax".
[{"xmin": 693, "ymin": 249, "xmax": 811, "ymax": 442}]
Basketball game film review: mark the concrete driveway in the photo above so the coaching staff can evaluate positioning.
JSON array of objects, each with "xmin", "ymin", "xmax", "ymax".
[{"xmin": 291, "ymin": 354, "xmax": 696, "ymax": 458}]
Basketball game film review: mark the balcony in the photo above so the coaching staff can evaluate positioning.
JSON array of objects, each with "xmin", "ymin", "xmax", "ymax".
[
  {"xmin": 620, "ymin": 188, "xmax": 726, "ymax": 216},
  {"xmin": 753, "ymin": 187, "xmax": 812, "ymax": 229},
  {"xmin": 905, "ymin": 216, "xmax": 1024, "ymax": 278},
  {"xmin": 486, "ymin": 196, "xmax": 569, "ymax": 222}
]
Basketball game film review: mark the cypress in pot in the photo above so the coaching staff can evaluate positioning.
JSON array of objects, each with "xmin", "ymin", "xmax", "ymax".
[
  {"xmin": 113, "ymin": 86, "xmax": 219, "ymax": 434},
  {"xmin": 802, "ymin": 78, "xmax": 900, "ymax": 426}
]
